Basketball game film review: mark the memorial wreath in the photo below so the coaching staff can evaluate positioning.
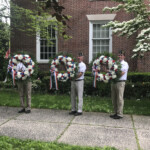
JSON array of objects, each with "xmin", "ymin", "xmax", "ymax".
[{"xmin": 92, "ymin": 55, "xmax": 121, "ymax": 87}]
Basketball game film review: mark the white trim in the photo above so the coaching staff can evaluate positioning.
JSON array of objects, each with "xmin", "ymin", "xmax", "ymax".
[
  {"xmin": 87, "ymin": 14, "xmax": 116, "ymax": 21},
  {"xmin": 89, "ymin": 21, "xmax": 112, "ymax": 63}
]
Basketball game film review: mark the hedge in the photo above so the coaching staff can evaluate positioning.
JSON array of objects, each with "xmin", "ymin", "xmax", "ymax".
[{"xmin": 0, "ymin": 72, "xmax": 150, "ymax": 98}]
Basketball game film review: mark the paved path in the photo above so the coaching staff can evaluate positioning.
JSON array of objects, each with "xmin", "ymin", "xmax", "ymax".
[{"xmin": 0, "ymin": 106, "xmax": 150, "ymax": 150}]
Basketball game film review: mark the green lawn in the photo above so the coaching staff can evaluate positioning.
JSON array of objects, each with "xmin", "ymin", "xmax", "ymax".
[
  {"xmin": 0, "ymin": 136, "xmax": 117, "ymax": 150},
  {"xmin": 0, "ymin": 88, "xmax": 150, "ymax": 115}
]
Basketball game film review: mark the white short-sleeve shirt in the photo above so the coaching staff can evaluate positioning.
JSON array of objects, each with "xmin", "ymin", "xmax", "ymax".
[
  {"xmin": 77, "ymin": 62, "xmax": 86, "ymax": 80},
  {"xmin": 16, "ymin": 62, "xmax": 26, "ymax": 72},
  {"xmin": 119, "ymin": 60, "xmax": 129, "ymax": 81}
]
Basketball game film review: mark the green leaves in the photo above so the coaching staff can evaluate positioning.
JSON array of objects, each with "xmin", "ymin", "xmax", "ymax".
[{"xmin": 103, "ymin": 0, "xmax": 150, "ymax": 58}]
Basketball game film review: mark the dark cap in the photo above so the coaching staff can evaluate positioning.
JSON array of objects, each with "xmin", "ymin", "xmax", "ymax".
[
  {"xmin": 118, "ymin": 50, "xmax": 125, "ymax": 56},
  {"xmin": 78, "ymin": 52, "xmax": 84, "ymax": 57}
]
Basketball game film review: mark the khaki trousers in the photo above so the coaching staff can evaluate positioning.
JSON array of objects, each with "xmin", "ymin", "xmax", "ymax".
[
  {"xmin": 111, "ymin": 82, "xmax": 125, "ymax": 117},
  {"xmin": 71, "ymin": 80, "xmax": 84, "ymax": 113},
  {"xmin": 17, "ymin": 81, "xmax": 32, "ymax": 110}
]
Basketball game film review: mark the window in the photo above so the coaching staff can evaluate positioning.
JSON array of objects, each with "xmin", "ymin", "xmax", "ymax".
[
  {"xmin": 89, "ymin": 21, "xmax": 112, "ymax": 62},
  {"xmin": 36, "ymin": 25, "xmax": 57, "ymax": 63}
]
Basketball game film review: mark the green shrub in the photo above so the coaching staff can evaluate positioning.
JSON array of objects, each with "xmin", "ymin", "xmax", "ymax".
[
  {"xmin": 2, "ymin": 71, "xmax": 150, "ymax": 98},
  {"xmin": 128, "ymin": 72, "xmax": 150, "ymax": 82}
]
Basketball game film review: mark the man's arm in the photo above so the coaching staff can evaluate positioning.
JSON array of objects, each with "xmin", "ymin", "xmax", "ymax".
[{"xmin": 76, "ymin": 72, "xmax": 83, "ymax": 79}]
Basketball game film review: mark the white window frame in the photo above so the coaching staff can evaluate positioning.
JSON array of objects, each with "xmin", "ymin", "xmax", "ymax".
[
  {"xmin": 89, "ymin": 21, "xmax": 112, "ymax": 63},
  {"xmin": 36, "ymin": 26, "xmax": 58, "ymax": 63}
]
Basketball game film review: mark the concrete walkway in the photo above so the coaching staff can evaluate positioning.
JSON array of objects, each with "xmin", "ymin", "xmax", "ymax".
[{"xmin": 0, "ymin": 107, "xmax": 150, "ymax": 150}]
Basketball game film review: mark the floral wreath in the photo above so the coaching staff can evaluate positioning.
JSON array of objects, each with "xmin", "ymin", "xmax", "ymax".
[
  {"xmin": 8, "ymin": 54, "xmax": 35, "ymax": 83},
  {"xmin": 50, "ymin": 55, "xmax": 77, "ymax": 90},
  {"xmin": 92, "ymin": 55, "xmax": 121, "ymax": 86}
]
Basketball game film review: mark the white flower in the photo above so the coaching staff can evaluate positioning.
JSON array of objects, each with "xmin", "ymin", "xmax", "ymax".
[
  {"xmin": 28, "ymin": 65, "xmax": 32, "ymax": 69},
  {"xmin": 67, "ymin": 62, "xmax": 72, "ymax": 66},
  {"xmin": 51, "ymin": 65, "xmax": 55, "ymax": 69},
  {"xmin": 96, "ymin": 66, "xmax": 101, "ymax": 71},
  {"xmin": 67, "ymin": 67, "xmax": 73, "ymax": 72},
  {"xmin": 70, "ymin": 73, "xmax": 74, "ymax": 77},
  {"xmin": 55, "ymin": 68, "xmax": 58, "ymax": 72},
  {"xmin": 111, "ymin": 71, "xmax": 116, "ymax": 75},
  {"xmin": 18, "ymin": 55, "xmax": 23, "ymax": 60},
  {"xmin": 14, "ymin": 55, "xmax": 18, "ymax": 58},
  {"xmin": 103, "ymin": 57, "xmax": 108, "ymax": 63},
  {"xmin": 24, "ymin": 54, "xmax": 29, "ymax": 58},
  {"xmin": 51, "ymin": 60, "xmax": 55, "ymax": 65},
  {"xmin": 12, "ymin": 66, "xmax": 17, "ymax": 70},
  {"xmin": 132, "ymin": 85, "xmax": 134, "ymax": 88},
  {"xmin": 108, "ymin": 60, "xmax": 113, "ymax": 68},
  {"xmin": 58, "ymin": 55, "xmax": 63, "ymax": 60},
  {"xmin": 25, "ymin": 58, "xmax": 31, "ymax": 63},
  {"xmin": 112, "ymin": 75, "xmax": 117, "ymax": 79},
  {"xmin": 24, "ymin": 70, "xmax": 29, "ymax": 76},
  {"xmin": 57, "ymin": 73, "xmax": 62, "ymax": 79},
  {"xmin": 12, "ymin": 58, "xmax": 17, "ymax": 64},
  {"xmin": 55, "ymin": 59, "xmax": 59, "ymax": 65},
  {"xmin": 103, "ymin": 79, "xmax": 109, "ymax": 83},
  {"xmin": 22, "ymin": 75, "xmax": 27, "ymax": 80},
  {"xmin": 62, "ymin": 57, "xmax": 67, "ymax": 64},
  {"xmin": 31, "ymin": 61, "xmax": 35, "ymax": 66},
  {"xmin": 66, "ymin": 57, "xmax": 72, "ymax": 62},
  {"xmin": 100, "ymin": 55, "xmax": 105, "ymax": 60},
  {"xmin": 114, "ymin": 65, "xmax": 118, "ymax": 70},
  {"xmin": 17, "ymin": 72, "xmax": 22, "ymax": 79},
  {"xmin": 63, "ymin": 73, "xmax": 68, "ymax": 78},
  {"xmin": 105, "ymin": 74, "xmax": 110, "ymax": 80},
  {"xmin": 98, "ymin": 74, "xmax": 104, "ymax": 81}
]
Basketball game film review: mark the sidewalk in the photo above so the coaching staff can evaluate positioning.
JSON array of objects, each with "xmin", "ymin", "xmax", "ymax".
[{"xmin": 0, "ymin": 106, "xmax": 150, "ymax": 150}]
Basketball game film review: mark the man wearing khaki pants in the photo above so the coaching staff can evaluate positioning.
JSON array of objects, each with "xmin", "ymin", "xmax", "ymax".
[
  {"xmin": 69, "ymin": 52, "xmax": 86, "ymax": 116},
  {"xmin": 110, "ymin": 50, "xmax": 129, "ymax": 119},
  {"xmin": 17, "ymin": 62, "xmax": 32, "ymax": 113}
]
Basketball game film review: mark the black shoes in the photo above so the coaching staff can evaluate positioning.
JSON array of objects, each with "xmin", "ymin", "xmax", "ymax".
[
  {"xmin": 25, "ymin": 110, "xmax": 31, "ymax": 114},
  {"xmin": 69, "ymin": 111, "xmax": 77, "ymax": 115},
  {"xmin": 69, "ymin": 111, "xmax": 82, "ymax": 116},
  {"xmin": 74, "ymin": 112, "xmax": 82, "ymax": 116},
  {"xmin": 110, "ymin": 114, "xmax": 117, "ymax": 118},
  {"xmin": 18, "ymin": 108, "xmax": 31, "ymax": 113},
  {"xmin": 110, "ymin": 114, "xmax": 123, "ymax": 119},
  {"xmin": 18, "ymin": 108, "xmax": 25, "ymax": 113},
  {"xmin": 113, "ymin": 115, "xmax": 123, "ymax": 119}
]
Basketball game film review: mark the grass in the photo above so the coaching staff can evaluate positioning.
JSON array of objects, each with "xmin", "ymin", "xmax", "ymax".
[
  {"xmin": 0, "ymin": 136, "xmax": 117, "ymax": 150},
  {"xmin": 0, "ymin": 88, "xmax": 150, "ymax": 115}
]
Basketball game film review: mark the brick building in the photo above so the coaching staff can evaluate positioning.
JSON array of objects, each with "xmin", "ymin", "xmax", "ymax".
[{"xmin": 11, "ymin": 0, "xmax": 150, "ymax": 72}]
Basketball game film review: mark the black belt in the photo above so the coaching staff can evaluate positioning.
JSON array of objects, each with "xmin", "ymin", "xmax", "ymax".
[
  {"xmin": 75, "ymin": 79, "xmax": 84, "ymax": 81},
  {"xmin": 118, "ymin": 80, "xmax": 126, "ymax": 82}
]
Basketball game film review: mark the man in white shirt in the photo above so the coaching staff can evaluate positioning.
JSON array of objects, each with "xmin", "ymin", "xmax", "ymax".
[
  {"xmin": 110, "ymin": 50, "xmax": 129, "ymax": 119},
  {"xmin": 17, "ymin": 62, "xmax": 32, "ymax": 114},
  {"xmin": 69, "ymin": 52, "xmax": 86, "ymax": 116}
]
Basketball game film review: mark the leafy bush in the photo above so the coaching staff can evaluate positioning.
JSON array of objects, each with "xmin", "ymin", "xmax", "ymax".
[
  {"xmin": 128, "ymin": 72, "xmax": 150, "ymax": 82},
  {"xmin": 0, "ymin": 21, "xmax": 9, "ymax": 81},
  {"xmin": 2, "ymin": 71, "xmax": 150, "ymax": 98}
]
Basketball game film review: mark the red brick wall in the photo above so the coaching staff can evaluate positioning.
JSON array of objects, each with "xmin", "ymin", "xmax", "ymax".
[
  {"xmin": 58, "ymin": 0, "xmax": 138, "ymax": 71},
  {"xmin": 11, "ymin": 0, "xmax": 36, "ymax": 58},
  {"xmin": 11, "ymin": 0, "xmax": 150, "ymax": 72}
]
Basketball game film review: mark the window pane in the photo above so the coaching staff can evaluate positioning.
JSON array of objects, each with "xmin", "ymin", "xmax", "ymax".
[
  {"xmin": 92, "ymin": 39, "xmax": 109, "ymax": 55},
  {"xmin": 40, "ymin": 25, "xmax": 56, "ymax": 60},
  {"xmin": 40, "ymin": 47, "xmax": 43, "ymax": 52},
  {"xmin": 40, "ymin": 53, "xmax": 43, "ymax": 59},
  {"xmin": 93, "ymin": 46, "xmax": 96, "ymax": 52}
]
